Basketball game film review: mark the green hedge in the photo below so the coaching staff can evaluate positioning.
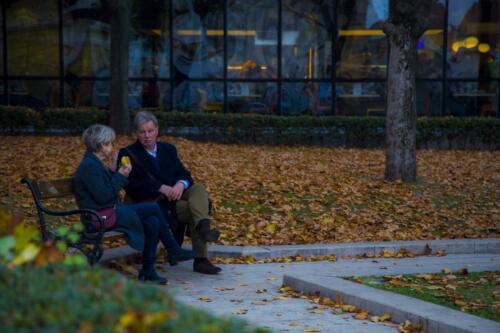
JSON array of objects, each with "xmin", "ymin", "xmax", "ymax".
[
  {"xmin": 0, "ymin": 106, "xmax": 498, "ymax": 149},
  {"xmin": 0, "ymin": 264, "xmax": 268, "ymax": 333}
]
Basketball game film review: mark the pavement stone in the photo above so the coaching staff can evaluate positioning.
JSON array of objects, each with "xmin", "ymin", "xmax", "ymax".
[
  {"xmin": 101, "ymin": 238, "xmax": 500, "ymax": 264},
  {"xmin": 104, "ymin": 239, "xmax": 500, "ymax": 332},
  {"xmin": 283, "ymin": 275, "xmax": 499, "ymax": 333},
  {"xmin": 156, "ymin": 252, "xmax": 499, "ymax": 333}
]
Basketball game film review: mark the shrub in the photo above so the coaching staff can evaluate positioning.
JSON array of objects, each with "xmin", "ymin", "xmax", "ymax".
[
  {"xmin": 0, "ymin": 209, "xmax": 268, "ymax": 333},
  {"xmin": 0, "ymin": 106, "xmax": 498, "ymax": 149},
  {"xmin": 0, "ymin": 264, "xmax": 268, "ymax": 333}
]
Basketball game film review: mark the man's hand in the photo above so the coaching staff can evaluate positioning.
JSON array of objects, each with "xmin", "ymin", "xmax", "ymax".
[
  {"xmin": 171, "ymin": 182, "xmax": 185, "ymax": 201},
  {"xmin": 159, "ymin": 183, "xmax": 184, "ymax": 201}
]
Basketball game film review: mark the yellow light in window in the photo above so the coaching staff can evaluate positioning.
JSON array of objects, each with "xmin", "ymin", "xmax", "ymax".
[
  {"xmin": 260, "ymin": 66, "xmax": 267, "ymax": 70},
  {"xmin": 464, "ymin": 36, "xmax": 479, "ymax": 49},
  {"xmin": 451, "ymin": 41, "xmax": 463, "ymax": 53},
  {"xmin": 478, "ymin": 43, "xmax": 490, "ymax": 53},
  {"xmin": 227, "ymin": 65, "xmax": 244, "ymax": 70},
  {"xmin": 176, "ymin": 29, "xmax": 257, "ymax": 37},
  {"xmin": 337, "ymin": 29, "xmax": 442, "ymax": 37},
  {"xmin": 339, "ymin": 29, "xmax": 384, "ymax": 36}
]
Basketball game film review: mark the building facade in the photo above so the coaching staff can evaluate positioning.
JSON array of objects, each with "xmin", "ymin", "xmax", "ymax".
[{"xmin": 1, "ymin": 0, "xmax": 499, "ymax": 117}]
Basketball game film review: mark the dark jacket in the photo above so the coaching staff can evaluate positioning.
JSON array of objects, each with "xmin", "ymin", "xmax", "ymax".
[
  {"xmin": 118, "ymin": 140, "xmax": 194, "ymax": 203},
  {"xmin": 74, "ymin": 152, "xmax": 145, "ymax": 251}
]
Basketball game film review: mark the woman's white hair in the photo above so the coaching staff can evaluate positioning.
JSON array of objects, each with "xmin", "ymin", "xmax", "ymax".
[{"xmin": 81, "ymin": 124, "xmax": 116, "ymax": 152}]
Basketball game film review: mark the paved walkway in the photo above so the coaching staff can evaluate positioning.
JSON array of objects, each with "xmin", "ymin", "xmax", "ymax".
[{"xmin": 160, "ymin": 253, "xmax": 499, "ymax": 333}]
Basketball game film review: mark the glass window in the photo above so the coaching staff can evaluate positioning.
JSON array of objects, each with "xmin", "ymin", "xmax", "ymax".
[
  {"xmin": 447, "ymin": 81, "xmax": 498, "ymax": 116},
  {"xmin": 130, "ymin": 0, "xmax": 170, "ymax": 79},
  {"xmin": 64, "ymin": 80, "xmax": 109, "ymax": 108},
  {"xmin": 417, "ymin": 0, "xmax": 446, "ymax": 78},
  {"xmin": 128, "ymin": 80, "xmax": 171, "ymax": 110},
  {"xmin": 282, "ymin": 82, "xmax": 332, "ymax": 116},
  {"xmin": 228, "ymin": 82, "xmax": 277, "ymax": 114},
  {"xmin": 173, "ymin": 0, "xmax": 224, "ymax": 79},
  {"xmin": 174, "ymin": 81, "xmax": 223, "ymax": 113},
  {"xmin": 336, "ymin": 82, "xmax": 386, "ymax": 116},
  {"xmin": 9, "ymin": 80, "xmax": 59, "ymax": 107},
  {"xmin": 228, "ymin": 0, "xmax": 278, "ymax": 79},
  {"xmin": 447, "ymin": 0, "xmax": 500, "ymax": 78},
  {"xmin": 416, "ymin": 81, "xmax": 443, "ymax": 116},
  {"xmin": 0, "ymin": 7, "xmax": 3, "ymax": 76},
  {"xmin": 7, "ymin": 0, "xmax": 59, "ymax": 76},
  {"xmin": 282, "ymin": 0, "xmax": 334, "ymax": 79},
  {"xmin": 63, "ymin": 0, "xmax": 110, "ymax": 77},
  {"xmin": 336, "ymin": 0, "xmax": 388, "ymax": 79}
]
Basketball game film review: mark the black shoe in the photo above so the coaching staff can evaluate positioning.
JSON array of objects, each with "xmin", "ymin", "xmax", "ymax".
[
  {"xmin": 196, "ymin": 219, "xmax": 220, "ymax": 243},
  {"xmin": 138, "ymin": 269, "xmax": 168, "ymax": 285},
  {"xmin": 193, "ymin": 258, "xmax": 222, "ymax": 275},
  {"xmin": 167, "ymin": 248, "xmax": 196, "ymax": 266}
]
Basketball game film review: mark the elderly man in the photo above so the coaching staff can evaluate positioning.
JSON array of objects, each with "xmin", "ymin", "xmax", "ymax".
[{"xmin": 118, "ymin": 111, "xmax": 221, "ymax": 274}]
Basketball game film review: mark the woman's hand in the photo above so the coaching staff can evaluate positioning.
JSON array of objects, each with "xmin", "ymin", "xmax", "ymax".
[
  {"xmin": 108, "ymin": 151, "xmax": 119, "ymax": 171},
  {"xmin": 118, "ymin": 164, "xmax": 132, "ymax": 178}
]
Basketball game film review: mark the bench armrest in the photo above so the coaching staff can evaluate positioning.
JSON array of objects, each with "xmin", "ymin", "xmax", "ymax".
[{"xmin": 37, "ymin": 205, "xmax": 106, "ymax": 240}]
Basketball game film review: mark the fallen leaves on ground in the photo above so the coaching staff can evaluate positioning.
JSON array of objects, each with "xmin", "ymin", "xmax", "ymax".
[
  {"xmin": 353, "ymin": 271, "xmax": 500, "ymax": 321},
  {"xmin": 278, "ymin": 285, "xmax": 422, "ymax": 332},
  {"xmin": 1, "ymin": 136, "xmax": 499, "ymax": 245}
]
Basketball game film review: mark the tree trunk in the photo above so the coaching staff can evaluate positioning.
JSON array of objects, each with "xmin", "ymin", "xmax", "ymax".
[
  {"xmin": 385, "ymin": 29, "xmax": 418, "ymax": 181},
  {"xmin": 110, "ymin": 0, "xmax": 131, "ymax": 134},
  {"xmin": 384, "ymin": 0, "xmax": 433, "ymax": 182}
]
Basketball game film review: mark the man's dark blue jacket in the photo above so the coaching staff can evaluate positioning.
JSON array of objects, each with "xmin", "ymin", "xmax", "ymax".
[{"xmin": 118, "ymin": 140, "xmax": 194, "ymax": 205}]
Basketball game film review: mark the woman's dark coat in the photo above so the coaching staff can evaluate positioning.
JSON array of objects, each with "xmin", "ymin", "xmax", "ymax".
[{"xmin": 74, "ymin": 152, "xmax": 145, "ymax": 251}]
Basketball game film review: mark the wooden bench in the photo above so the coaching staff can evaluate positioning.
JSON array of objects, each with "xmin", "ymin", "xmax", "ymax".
[{"xmin": 21, "ymin": 177, "xmax": 123, "ymax": 265}]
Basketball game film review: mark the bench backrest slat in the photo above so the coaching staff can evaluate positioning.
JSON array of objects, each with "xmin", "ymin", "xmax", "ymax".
[{"xmin": 35, "ymin": 178, "xmax": 74, "ymax": 199}]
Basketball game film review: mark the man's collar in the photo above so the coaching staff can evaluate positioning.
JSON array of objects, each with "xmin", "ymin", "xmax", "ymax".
[{"xmin": 144, "ymin": 143, "xmax": 157, "ymax": 156}]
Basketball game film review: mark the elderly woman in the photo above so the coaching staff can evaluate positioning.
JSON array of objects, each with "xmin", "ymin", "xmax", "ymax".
[{"xmin": 74, "ymin": 124, "xmax": 195, "ymax": 284}]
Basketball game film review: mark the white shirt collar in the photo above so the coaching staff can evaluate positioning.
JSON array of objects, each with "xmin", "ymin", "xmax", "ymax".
[{"xmin": 144, "ymin": 143, "xmax": 157, "ymax": 157}]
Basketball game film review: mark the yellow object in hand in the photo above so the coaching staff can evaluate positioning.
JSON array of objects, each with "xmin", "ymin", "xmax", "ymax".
[{"xmin": 121, "ymin": 156, "xmax": 131, "ymax": 166}]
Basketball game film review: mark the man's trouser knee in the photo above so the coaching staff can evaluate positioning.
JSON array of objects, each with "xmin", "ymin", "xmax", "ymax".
[{"xmin": 176, "ymin": 183, "xmax": 210, "ymax": 257}]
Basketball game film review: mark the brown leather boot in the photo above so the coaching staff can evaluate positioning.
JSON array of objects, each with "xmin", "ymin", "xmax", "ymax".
[{"xmin": 195, "ymin": 219, "xmax": 220, "ymax": 242}]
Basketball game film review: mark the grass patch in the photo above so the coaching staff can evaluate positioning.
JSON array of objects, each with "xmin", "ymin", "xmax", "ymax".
[{"xmin": 349, "ymin": 271, "xmax": 500, "ymax": 322}]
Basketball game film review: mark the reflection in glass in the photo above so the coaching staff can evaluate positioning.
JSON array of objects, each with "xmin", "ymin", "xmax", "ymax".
[
  {"xmin": 130, "ymin": 0, "xmax": 170, "ymax": 79},
  {"xmin": 64, "ymin": 80, "xmax": 109, "ymax": 108},
  {"xmin": 174, "ymin": 81, "xmax": 223, "ymax": 113},
  {"xmin": 9, "ymin": 80, "xmax": 59, "ymax": 107},
  {"xmin": 173, "ymin": 0, "xmax": 223, "ymax": 79},
  {"xmin": 63, "ymin": 0, "xmax": 110, "ymax": 77},
  {"xmin": 282, "ymin": 0, "xmax": 333, "ymax": 79},
  {"xmin": 128, "ymin": 81, "xmax": 170, "ymax": 109},
  {"xmin": 228, "ymin": 82, "xmax": 277, "ymax": 114},
  {"xmin": 0, "ymin": 81, "xmax": 5, "ymax": 105},
  {"xmin": 282, "ymin": 83, "xmax": 332, "ymax": 116},
  {"xmin": 7, "ymin": 0, "xmax": 59, "ymax": 76},
  {"xmin": 336, "ymin": 0, "xmax": 388, "ymax": 79},
  {"xmin": 447, "ymin": 81, "xmax": 498, "ymax": 116},
  {"xmin": 228, "ymin": 0, "xmax": 278, "ymax": 79},
  {"xmin": 447, "ymin": 0, "xmax": 500, "ymax": 78},
  {"xmin": 417, "ymin": 0, "xmax": 445, "ymax": 78},
  {"xmin": 416, "ymin": 82, "xmax": 443, "ymax": 116},
  {"xmin": 336, "ymin": 82, "xmax": 386, "ymax": 116}
]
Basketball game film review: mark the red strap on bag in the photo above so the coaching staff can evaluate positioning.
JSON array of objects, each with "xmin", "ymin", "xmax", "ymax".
[{"xmin": 90, "ymin": 207, "xmax": 117, "ymax": 230}]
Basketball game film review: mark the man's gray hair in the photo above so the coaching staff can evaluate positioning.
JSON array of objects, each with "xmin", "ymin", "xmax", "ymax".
[
  {"xmin": 134, "ymin": 111, "xmax": 159, "ymax": 130},
  {"xmin": 81, "ymin": 124, "xmax": 116, "ymax": 153}
]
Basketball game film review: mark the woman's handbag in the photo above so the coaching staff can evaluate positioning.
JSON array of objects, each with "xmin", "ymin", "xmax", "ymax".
[{"xmin": 90, "ymin": 207, "xmax": 117, "ymax": 230}]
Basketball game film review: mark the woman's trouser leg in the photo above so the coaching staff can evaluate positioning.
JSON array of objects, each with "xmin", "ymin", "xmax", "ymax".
[
  {"xmin": 141, "ymin": 215, "xmax": 159, "ymax": 271},
  {"xmin": 131, "ymin": 202, "xmax": 181, "ymax": 252}
]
